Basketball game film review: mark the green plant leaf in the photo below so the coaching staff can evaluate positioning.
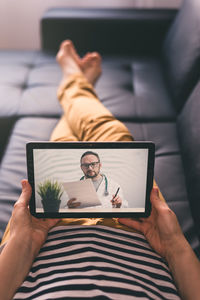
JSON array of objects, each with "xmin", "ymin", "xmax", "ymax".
[{"xmin": 37, "ymin": 180, "xmax": 63, "ymax": 202}]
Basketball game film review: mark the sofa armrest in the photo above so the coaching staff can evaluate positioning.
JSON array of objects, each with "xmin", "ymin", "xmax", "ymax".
[
  {"xmin": 40, "ymin": 7, "xmax": 177, "ymax": 55},
  {"xmin": 0, "ymin": 117, "xmax": 17, "ymax": 164}
]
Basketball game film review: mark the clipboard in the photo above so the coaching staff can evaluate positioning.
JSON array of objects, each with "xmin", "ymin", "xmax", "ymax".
[{"xmin": 62, "ymin": 179, "xmax": 101, "ymax": 208}]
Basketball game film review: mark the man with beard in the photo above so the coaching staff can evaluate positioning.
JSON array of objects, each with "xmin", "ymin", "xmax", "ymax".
[{"xmin": 67, "ymin": 151, "xmax": 128, "ymax": 208}]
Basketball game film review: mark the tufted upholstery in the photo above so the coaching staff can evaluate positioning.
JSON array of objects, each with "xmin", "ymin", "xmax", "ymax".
[
  {"xmin": 162, "ymin": 0, "xmax": 200, "ymax": 112},
  {"xmin": 0, "ymin": 2, "xmax": 200, "ymax": 257}
]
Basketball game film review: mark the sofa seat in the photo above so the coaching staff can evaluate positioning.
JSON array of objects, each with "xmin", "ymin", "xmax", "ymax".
[
  {"xmin": 0, "ymin": 114, "xmax": 199, "ymax": 252},
  {"xmin": 0, "ymin": 51, "xmax": 175, "ymax": 121},
  {"xmin": 97, "ymin": 57, "xmax": 176, "ymax": 121},
  {"xmin": 0, "ymin": 117, "xmax": 58, "ymax": 238}
]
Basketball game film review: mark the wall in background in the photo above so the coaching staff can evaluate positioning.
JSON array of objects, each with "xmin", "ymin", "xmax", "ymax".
[{"xmin": 0, "ymin": 0, "xmax": 182, "ymax": 50}]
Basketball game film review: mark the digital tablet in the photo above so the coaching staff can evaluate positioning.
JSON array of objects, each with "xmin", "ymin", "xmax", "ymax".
[{"xmin": 26, "ymin": 141, "xmax": 155, "ymax": 218}]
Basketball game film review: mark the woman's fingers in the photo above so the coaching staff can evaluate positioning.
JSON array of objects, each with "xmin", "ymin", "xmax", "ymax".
[{"xmin": 118, "ymin": 218, "xmax": 144, "ymax": 233}]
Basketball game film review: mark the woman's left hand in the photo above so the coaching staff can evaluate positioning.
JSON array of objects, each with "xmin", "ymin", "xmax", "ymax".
[{"xmin": 10, "ymin": 179, "xmax": 59, "ymax": 254}]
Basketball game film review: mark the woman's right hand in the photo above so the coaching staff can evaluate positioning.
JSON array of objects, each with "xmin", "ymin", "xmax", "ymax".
[{"xmin": 119, "ymin": 187, "xmax": 185, "ymax": 260}]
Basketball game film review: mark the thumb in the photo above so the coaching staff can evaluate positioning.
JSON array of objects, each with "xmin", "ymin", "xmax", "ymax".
[
  {"xmin": 150, "ymin": 187, "xmax": 168, "ymax": 210},
  {"xmin": 17, "ymin": 179, "xmax": 32, "ymax": 206}
]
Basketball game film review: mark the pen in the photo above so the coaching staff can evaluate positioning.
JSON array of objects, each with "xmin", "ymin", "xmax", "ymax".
[{"xmin": 113, "ymin": 187, "xmax": 120, "ymax": 200}]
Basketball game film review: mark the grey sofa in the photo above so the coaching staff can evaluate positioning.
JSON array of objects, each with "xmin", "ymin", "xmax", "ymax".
[{"xmin": 0, "ymin": 0, "xmax": 200, "ymax": 258}]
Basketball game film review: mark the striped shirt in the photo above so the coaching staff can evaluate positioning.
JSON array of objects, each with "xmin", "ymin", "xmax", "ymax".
[{"xmin": 14, "ymin": 225, "xmax": 180, "ymax": 299}]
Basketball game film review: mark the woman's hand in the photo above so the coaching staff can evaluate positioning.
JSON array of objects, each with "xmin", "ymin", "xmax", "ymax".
[
  {"xmin": 118, "ymin": 187, "xmax": 184, "ymax": 259},
  {"xmin": 10, "ymin": 179, "xmax": 59, "ymax": 254},
  {"xmin": 120, "ymin": 187, "xmax": 200, "ymax": 300}
]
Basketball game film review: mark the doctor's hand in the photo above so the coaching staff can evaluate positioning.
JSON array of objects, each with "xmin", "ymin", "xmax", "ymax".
[
  {"xmin": 67, "ymin": 198, "xmax": 81, "ymax": 208},
  {"xmin": 111, "ymin": 195, "xmax": 122, "ymax": 208}
]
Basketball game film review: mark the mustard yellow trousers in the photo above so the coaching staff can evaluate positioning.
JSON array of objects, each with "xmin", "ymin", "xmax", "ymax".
[{"xmin": 2, "ymin": 73, "xmax": 163, "ymax": 244}]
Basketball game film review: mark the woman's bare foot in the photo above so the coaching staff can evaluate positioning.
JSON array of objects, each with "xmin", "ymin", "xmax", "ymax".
[
  {"xmin": 56, "ymin": 40, "xmax": 82, "ymax": 79},
  {"xmin": 81, "ymin": 52, "xmax": 102, "ymax": 85},
  {"xmin": 56, "ymin": 40, "xmax": 102, "ymax": 85}
]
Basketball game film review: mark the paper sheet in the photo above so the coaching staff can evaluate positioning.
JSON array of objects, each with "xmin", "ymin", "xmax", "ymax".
[{"xmin": 62, "ymin": 179, "xmax": 101, "ymax": 208}]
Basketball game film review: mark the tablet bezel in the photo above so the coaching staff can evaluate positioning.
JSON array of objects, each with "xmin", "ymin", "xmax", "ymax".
[{"xmin": 26, "ymin": 141, "xmax": 155, "ymax": 218}]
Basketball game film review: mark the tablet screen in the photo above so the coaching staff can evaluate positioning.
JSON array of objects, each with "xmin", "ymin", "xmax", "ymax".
[{"xmin": 27, "ymin": 142, "xmax": 154, "ymax": 218}]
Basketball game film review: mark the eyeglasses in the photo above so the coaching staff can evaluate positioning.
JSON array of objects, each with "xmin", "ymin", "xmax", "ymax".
[{"xmin": 81, "ymin": 161, "xmax": 100, "ymax": 169}]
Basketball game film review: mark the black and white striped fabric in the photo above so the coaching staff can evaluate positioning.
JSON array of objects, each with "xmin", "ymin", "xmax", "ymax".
[{"xmin": 14, "ymin": 225, "xmax": 180, "ymax": 299}]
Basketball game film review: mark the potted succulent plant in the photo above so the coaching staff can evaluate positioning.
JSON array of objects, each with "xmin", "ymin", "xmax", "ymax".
[{"xmin": 37, "ymin": 180, "xmax": 63, "ymax": 212}]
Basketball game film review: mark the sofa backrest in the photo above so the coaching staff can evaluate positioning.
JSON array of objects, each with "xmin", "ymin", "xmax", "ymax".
[
  {"xmin": 177, "ymin": 79, "xmax": 200, "ymax": 239},
  {"xmin": 41, "ymin": 7, "xmax": 176, "ymax": 56},
  {"xmin": 162, "ymin": 0, "xmax": 200, "ymax": 113}
]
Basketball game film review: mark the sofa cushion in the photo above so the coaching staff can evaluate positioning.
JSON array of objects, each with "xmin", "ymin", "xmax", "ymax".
[
  {"xmin": 124, "ymin": 122, "xmax": 179, "ymax": 155},
  {"xmin": 0, "ymin": 50, "xmax": 37, "ymax": 65},
  {"xmin": 0, "ymin": 86, "xmax": 22, "ymax": 116},
  {"xmin": 177, "ymin": 80, "xmax": 200, "ymax": 240},
  {"xmin": 0, "ymin": 50, "xmax": 62, "ymax": 118},
  {"xmin": 0, "ymin": 51, "xmax": 176, "ymax": 121},
  {"xmin": 0, "ymin": 117, "xmax": 58, "ymax": 240},
  {"xmin": 162, "ymin": 0, "xmax": 200, "ymax": 112},
  {"xmin": 19, "ymin": 86, "xmax": 62, "ymax": 116},
  {"xmin": 154, "ymin": 155, "xmax": 200, "ymax": 255},
  {"xmin": 96, "ymin": 57, "xmax": 176, "ymax": 121}
]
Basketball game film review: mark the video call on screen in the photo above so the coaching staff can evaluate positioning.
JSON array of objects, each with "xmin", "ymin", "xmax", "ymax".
[{"xmin": 33, "ymin": 148, "xmax": 149, "ymax": 213}]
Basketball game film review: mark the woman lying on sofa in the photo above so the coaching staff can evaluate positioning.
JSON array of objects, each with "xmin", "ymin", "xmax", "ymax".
[{"xmin": 0, "ymin": 41, "xmax": 199, "ymax": 300}]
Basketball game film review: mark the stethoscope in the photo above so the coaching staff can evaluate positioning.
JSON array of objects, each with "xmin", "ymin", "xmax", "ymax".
[{"xmin": 80, "ymin": 174, "xmax": 109, "ymax": 196}]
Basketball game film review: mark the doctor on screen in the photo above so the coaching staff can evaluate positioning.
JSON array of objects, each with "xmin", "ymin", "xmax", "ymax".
[{"xmin": 67, "ymin": 151, "xmax": 128, "ymax": 209}]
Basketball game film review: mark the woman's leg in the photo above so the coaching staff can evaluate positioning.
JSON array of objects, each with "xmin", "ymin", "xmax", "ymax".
[
  {"xmin": 57, "ymin": 73, "xmax": 133, "ymax": 142},
  {"xmin": 50, "ymin": 115, "xmax": 78, "ymax": 142},
  {"xmin": 51, "ymin": 40, "xmax": 133, "ymax": 143}
]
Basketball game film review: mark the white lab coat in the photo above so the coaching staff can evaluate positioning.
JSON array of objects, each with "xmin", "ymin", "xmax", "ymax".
[{"xmin": 95, "ymin": 175, "xmax": 128, "ymax": 208}]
